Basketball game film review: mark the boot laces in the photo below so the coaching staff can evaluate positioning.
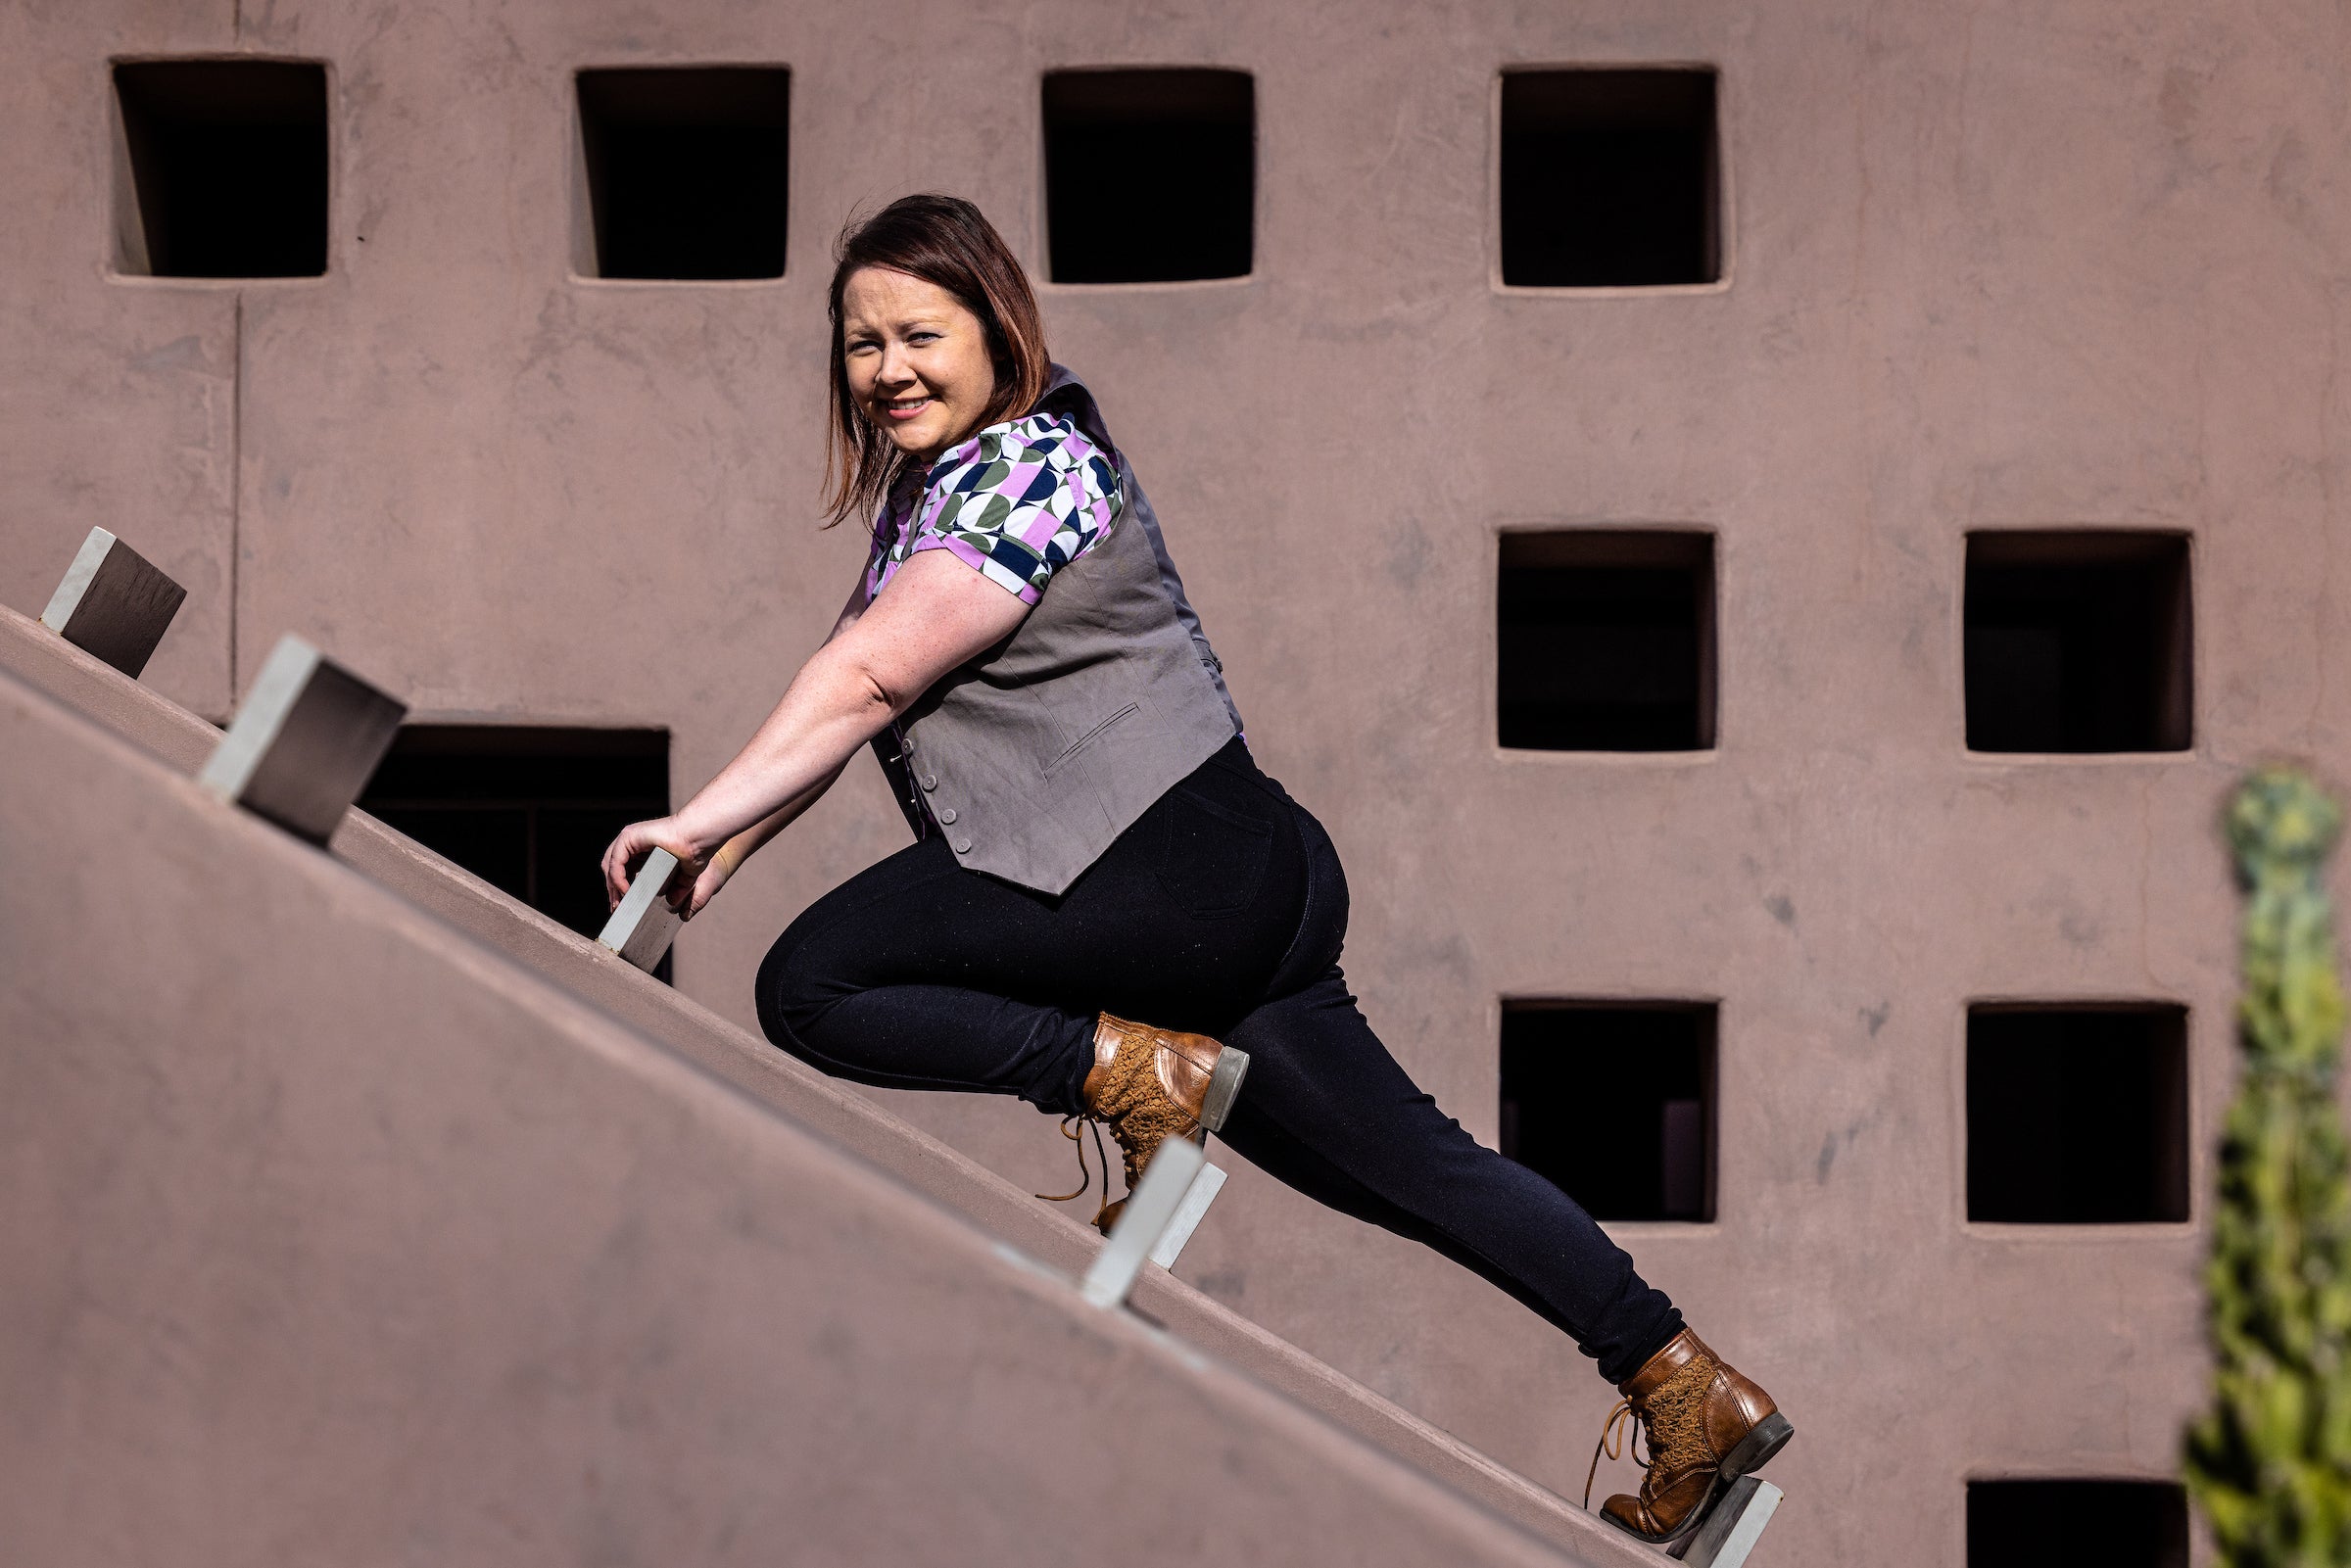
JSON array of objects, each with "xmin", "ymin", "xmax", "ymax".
[
  {"xmin": 1034, "ymin": 1114, "xmax": 1118, "ymax": 1228},
  {"xmin": 1581, "ymin": 1398, "xmax": 1652, "ymax": 1510}
]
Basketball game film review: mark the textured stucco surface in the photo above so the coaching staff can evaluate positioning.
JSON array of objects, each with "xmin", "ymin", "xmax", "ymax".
[{"xmin": 11, "ymin": 2, "xmax": 2351, "ymax": 1561}]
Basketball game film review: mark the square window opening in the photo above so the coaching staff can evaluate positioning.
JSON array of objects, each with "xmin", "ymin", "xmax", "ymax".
[
  {"xmin": 1501, "ymin": 1002, "xmax": 1716, "ymax": 1222},
  {"xmin": 1500, "ymin": 68, "xmax": 1720, "ymax": 288},
  {"xmin": 1967, "ymin": 1480, "xmax": 2187, "ymax": 1568},
  {"xmin": 1967, "ymin": 1006, "xmax": 2189, "ymax": 1223},
  {"xmin": 113, "ymin": 60, "xmax": 329, "ymax": 278},
  {"xmin": 1043, "ymin": 69, "xmax": 1253, "ymax": 283},
  {"xmin": 576, "ymin": 68, "xmax": 791, "ymax": 280},
  {"xmin": 1499, "ymin": 530, "xmax": 1716, "ymax": 751},
  {"xmin": 1964, "ymin": 531, "xmax": 2192, "ymax": 753},
  {"xmin": 359, "ymin": 727, "xmax": 673, "ymax": 982}
]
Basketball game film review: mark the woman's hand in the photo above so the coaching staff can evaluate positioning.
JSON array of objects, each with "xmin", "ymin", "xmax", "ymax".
[
  {"xmin": 674, "ymin": 845, "xmax": 743, "ymax": 921},
  {"xmin": 601, "ymin": 816, "xmax": 709, "ymax": 917}
]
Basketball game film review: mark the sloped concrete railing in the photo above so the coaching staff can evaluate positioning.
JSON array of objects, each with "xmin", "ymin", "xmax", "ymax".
[
  {"xmin": 0, "ymin": 602, "xmax": 1659, "ymax": 1568},
  {"xmin": 0, "ymin": 667, "xmax": 1602, "ymax": 1567}
]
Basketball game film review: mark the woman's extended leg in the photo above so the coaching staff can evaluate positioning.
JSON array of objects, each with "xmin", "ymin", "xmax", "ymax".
[{"xmin": 1215, "ymin": 964, "xmax": 1683, "ymax": 1384}]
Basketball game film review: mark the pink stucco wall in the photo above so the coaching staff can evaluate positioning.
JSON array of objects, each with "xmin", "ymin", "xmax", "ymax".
[{"xmin": 12, "ymin": 2, "xmax": 2351, "ymax": 1560}]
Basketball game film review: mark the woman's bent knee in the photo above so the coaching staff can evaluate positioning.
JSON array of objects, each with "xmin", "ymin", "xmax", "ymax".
[{"xmin": 755, "ymin": 912, "xmax": 836, "ymax": 1056}]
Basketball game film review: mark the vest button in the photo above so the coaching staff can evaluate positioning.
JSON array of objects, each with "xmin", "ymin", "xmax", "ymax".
[
  {"xmin": 937, "ymin": 807, "xmax": 957, "ymax": 825},
  {"xmin": 922, "ymin": 774, "xmax": 937, "ymax": 790},
  {"xmin": 952, "ymin": 836, "xmax": 973, "ymax": 854}
]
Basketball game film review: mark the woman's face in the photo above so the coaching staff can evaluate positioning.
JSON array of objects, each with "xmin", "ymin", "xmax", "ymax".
[{"xmin": 840, "ymin": 266, "xmax": 997, "ymax": 466}]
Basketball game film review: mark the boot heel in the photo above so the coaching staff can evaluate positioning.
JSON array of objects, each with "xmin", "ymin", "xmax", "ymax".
[
  {"xmin": 1722, "ymin": 1411, "xmax": 1793, "ymax": 1479},
  {"xmin": 1198, "ymin": 1046, "xmax": 1251, "ymax": 1132}
]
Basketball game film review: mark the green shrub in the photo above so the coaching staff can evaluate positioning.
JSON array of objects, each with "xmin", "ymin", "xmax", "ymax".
[{"xmin": 2186, "ymin": 767, "xmax": 2351, "ymax": 1565}]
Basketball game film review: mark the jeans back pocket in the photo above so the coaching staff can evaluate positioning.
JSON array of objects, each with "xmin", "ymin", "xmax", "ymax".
[{"xmin": 1153, "ymin": 780, "xmax": 1276, "ymax": 919}]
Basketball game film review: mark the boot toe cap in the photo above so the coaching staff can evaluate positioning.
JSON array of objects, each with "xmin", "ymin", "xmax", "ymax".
[{"xmin": 1600, "ymin": 1494, "xmax": 1659, "ymax": 1537}]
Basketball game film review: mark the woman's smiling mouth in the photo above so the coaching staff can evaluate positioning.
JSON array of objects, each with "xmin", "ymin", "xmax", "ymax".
[{"xmin": 883, "ymin": 397, "xmax": 933, "ymax": 420}]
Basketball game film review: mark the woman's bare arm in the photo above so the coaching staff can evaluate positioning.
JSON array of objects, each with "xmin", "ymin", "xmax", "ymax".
[
  {"xmin": 601, "ymin": 550, "xmax": 1029, "ymax": 911},
  {"xmin": 636, "ymin": 576, "xmax": 870, "ymax": 917}
]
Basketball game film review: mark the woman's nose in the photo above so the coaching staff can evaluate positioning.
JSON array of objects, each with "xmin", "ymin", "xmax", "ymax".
[{"xmin": 875, "ymin": 342, "xmax": 917, "ymax": 388}]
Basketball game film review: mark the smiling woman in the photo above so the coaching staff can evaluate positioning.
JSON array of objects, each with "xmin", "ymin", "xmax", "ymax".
[
  {"xmin": 597, "ymin": 193, "xmax": 1790, "ymax": 1548},
  {"xmin": 838, "ymin": 267, "xmax": 999, "ymax": 466}
]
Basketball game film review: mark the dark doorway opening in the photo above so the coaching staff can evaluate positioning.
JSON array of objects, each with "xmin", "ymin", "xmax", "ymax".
[
  {"xmin": 576, "ymin": 68, "xmax": 791, "ymax": 280},
  {"xmin": 113, "ymin": 60, "xmax": 329, "ymax": 278},
  {"xmin": 1967, "ymin": 1006, "xmax": 2189, "ymax": 1223},
  {"xmin": 1964, "ymin": 532, "xmax": 2192, "ymax": 753},
  {"xmin": 1043, "ymin": 69, "xmax": 1253, "ymax": 283},
  {"xmin": 1499, "ymin": 69, "xmax": 1720, "ymax": 287},
  {"xmin": 1966, "ymin": 1480, "xmax": 2188, "ymax": 1568},
  {"xmin": 359, "ymin": 727, "xmax": 673, "ymax": 982},
  {"xmin": 1501, "ymin": 1003, "xmax": 1715, "ymax": 1222},
  {"xmin": 1499, "ymin": 530, "xmax": 1715, "ymax": 750}
]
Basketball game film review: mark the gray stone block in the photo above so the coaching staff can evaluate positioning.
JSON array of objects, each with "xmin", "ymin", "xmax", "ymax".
[
  {"xmin": 39, "ymin": 527, "xmax": 186, "ymax": 679},
  {"xmin": 1080, "ymin": 1132, "xmax": 1206, "ymax": 1310},
  {"xmin": 598, "ymin": 847, "xmax": 683, "ymax": 972},
  {"xmin": 196, "ymin": 635, "xmax": 407, "ymax": 846},
  {"xmin": 1146, "ymin": 1160, "xmax": 1227, "ymax": 1270},
  {"xmin": 1673, "ymin": 1477, "xmax": 1781, "ymax": 1568}
]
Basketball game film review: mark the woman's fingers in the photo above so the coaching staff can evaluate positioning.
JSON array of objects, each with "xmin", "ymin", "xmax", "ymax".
[
  {"xmin": 697, "ymin": 863, "xmax": 730, "ymax": 916},
  {"xmin": 675, "ymin": 859, "xmax": 731, "ymax": 921},
  {"xmin": 601, "ymin": 820, "xmax": 653, "ymax": 910},
  {"xmin": 611, "ymin": 832, "xmax": 639, "ymax": 906}
]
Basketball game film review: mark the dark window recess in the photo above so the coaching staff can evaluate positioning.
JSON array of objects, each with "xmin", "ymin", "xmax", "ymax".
[
  {"xmin": 1967, "ymin": 1480, "xmax": 2188, "ymax": 1568},
  {"xmin": 113, "ymin": 60, "xmax": 328, "ymax": 278},
  {"xmin": 1043, "ymin": 70, "xmax": 1253, "ymax": 283},
  {"xmin": 1501, "ymin": 1003, "xmax": 1715, "ymax": 1222},
  {"xmin": 1967, "ymin": 1007, "xmax": 2189, "ymax": 1223},
  {"xmin": 1500, "ymin": 69, "xmax": 1719, "ymax": 287},
  {"xmin": 1964, "ymin": 532, "xmax": 2193, "ymax": 753},
  {"xmin": 1499, "ymin": 530, "xmax": 1715, "ymax": 750},
  {"xmin": 576, "ymin": 68, "xmax": 790, "ymax": 280},
  {"xmin": 359, "ymin": 728, "xmax": 673, "ymax": 983}
]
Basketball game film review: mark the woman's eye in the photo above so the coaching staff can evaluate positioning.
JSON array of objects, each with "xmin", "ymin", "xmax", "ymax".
[{"xmin": 907, "ymin": 332, "xmax": 939, "ymax": 346}]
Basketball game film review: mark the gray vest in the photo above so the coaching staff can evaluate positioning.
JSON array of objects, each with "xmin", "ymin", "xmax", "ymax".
[{"xmin": 870, "ymin": 368, "xmax": 1240, "ymax": 895}]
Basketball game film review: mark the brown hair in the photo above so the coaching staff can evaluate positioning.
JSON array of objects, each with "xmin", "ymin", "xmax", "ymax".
[{"xmin": 823, "ymin": 194, "xmax": 1052, "ymax": 529}]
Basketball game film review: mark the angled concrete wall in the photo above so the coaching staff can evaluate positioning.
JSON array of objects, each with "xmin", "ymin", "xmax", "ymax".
[
  {"xmin": 0, "ymin": 597, "xmax": 1661, "ymax": 1568},
  {"xmin": 0, "ymin": 663, "xmax": 1609, "ymax": 1568}
]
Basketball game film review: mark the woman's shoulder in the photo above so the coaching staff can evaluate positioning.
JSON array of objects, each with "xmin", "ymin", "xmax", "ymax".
[{"xmin": 931, "ymin": 410, "xmax": 1113, "ymax": 493}]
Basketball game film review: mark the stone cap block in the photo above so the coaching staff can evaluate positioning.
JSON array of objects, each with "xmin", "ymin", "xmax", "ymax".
[
  {"xmin": 39, "ymin": 527, "xmax": 186, "ymax": 679},
  {"xmin": 197, "ymin": 635, "xmax": 408, "ymax": 845}
]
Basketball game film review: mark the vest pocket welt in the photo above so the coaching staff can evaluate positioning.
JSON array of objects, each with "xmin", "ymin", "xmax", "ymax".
[{"xmin": 1041, "ymin": 701, "xmax": 1140, "ymax": 776}]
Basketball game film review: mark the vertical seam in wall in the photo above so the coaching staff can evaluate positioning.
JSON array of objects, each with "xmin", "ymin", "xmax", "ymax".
[{"xmin": 230, "ymin": 291, "xmax": 243, "ymax": 700}]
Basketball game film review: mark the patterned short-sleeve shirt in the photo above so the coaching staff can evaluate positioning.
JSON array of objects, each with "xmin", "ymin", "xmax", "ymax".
[{"xmin": 863, "ymin": 411, "xmax": 1121, "ymax": 606}]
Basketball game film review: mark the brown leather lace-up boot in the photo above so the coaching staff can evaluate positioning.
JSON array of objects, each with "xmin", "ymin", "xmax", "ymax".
[
  {"xmin": 1583, "ymin": 1329, "xmax": 1793, "ymax": 1544},
  {"xmin": 1071, "ymin": 1014, "xmax": 1250, "ymax": 1234}
]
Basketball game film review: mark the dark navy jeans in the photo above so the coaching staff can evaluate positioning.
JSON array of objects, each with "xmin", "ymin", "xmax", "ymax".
[{"xmin": 757, "ymin": 736, "xmax": 1682, "ymax": 1383}]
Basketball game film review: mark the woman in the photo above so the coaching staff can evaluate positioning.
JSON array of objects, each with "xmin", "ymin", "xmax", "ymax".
[{"xmin": 601, "ymin": 194, "xmax": 1790, "ymax": 1544}]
